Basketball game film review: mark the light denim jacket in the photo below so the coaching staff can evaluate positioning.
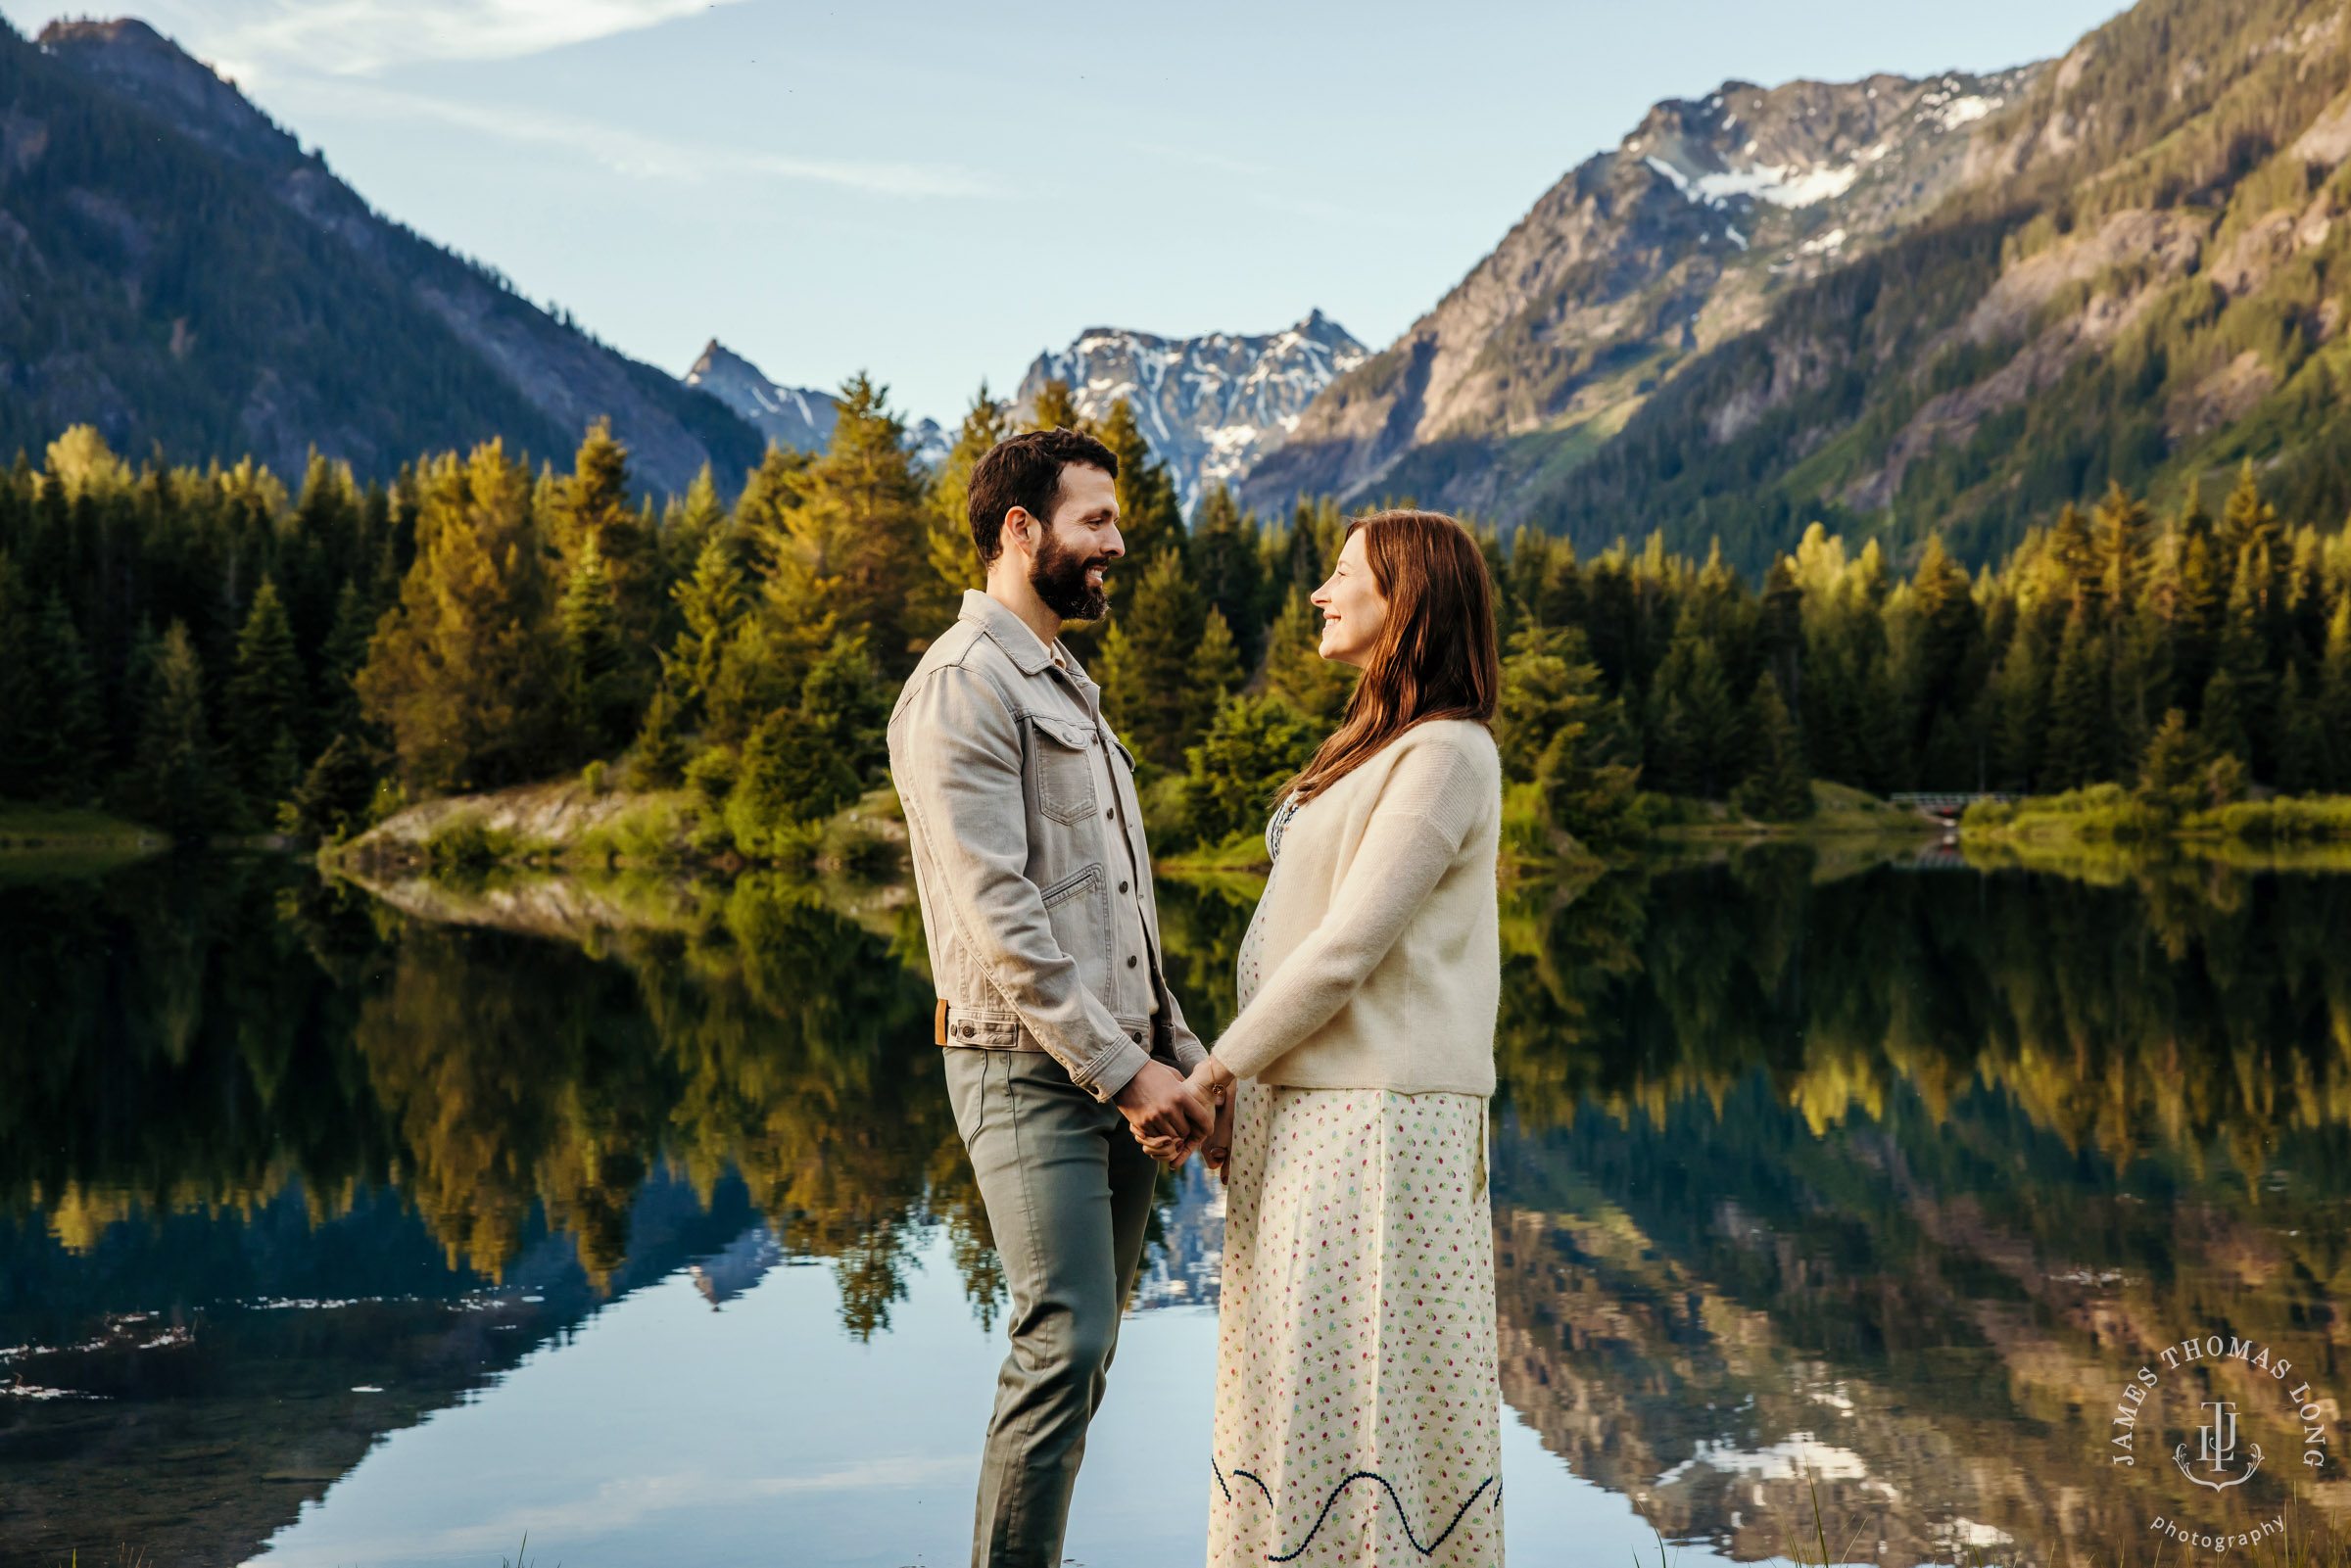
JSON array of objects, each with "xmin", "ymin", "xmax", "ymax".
[{"xmin": 888, "ymin": 591, "xmax": 1205, "ymax": 1101}]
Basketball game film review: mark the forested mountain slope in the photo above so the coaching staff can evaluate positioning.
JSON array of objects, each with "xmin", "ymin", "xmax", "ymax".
[
  {"xmin": 1250, "ymin": 0, "xmax": 2351, "ymax": 574},
  {"xmin": 1239, "ymin": 66, "xmax": 2034, "ymax": 533},
  {"xmin": 0, "ymin": 19, "xmax": 763, "ymax": 495}
]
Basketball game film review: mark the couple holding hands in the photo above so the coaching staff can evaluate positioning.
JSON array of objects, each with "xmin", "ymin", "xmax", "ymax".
[{"xmin": 888, "ymin": 427, "xmax": 1504, "ymax": 1567}]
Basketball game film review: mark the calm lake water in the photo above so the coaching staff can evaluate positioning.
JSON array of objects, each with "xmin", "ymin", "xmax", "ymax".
[{"xmin": 2, "ymin": 847, "xmax": 2347, "ymax": 1567}]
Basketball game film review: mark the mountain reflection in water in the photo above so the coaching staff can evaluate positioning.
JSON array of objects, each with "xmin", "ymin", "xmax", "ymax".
[{"xmin": 0, "ymin": 849, "xmax": 2346, "ymax": 1565}]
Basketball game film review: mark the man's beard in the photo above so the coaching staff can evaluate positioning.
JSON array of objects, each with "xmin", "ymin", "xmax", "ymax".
[{"xmin": 1031, "ymin": 530, "xmax": 1111, "ymax": 621}]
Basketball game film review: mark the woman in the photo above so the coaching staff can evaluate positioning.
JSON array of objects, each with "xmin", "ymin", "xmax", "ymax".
[{"xmin": 1167, "ymin": 508, "xmax": 1505, "ymax": 1565}]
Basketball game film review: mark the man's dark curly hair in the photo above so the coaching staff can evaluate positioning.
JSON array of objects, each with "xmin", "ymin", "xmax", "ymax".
[{"xmin": 966, "ymin": 427, "xmax": 1120, "ymax": 566}]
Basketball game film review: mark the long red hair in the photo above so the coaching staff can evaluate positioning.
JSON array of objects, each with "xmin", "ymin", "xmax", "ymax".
[{"xmin": 1284, "ymin": 509, "xmax": 1500, "ymax": 803}]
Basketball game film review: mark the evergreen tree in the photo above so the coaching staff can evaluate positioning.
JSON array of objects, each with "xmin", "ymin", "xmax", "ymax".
[
  {"xmin": 0, "ymin": 552, "xmax": 31, "ymax": 798},
  {"xmin": 1096, "ymin": 549, "xmax": 1204, "ymax": 771},
  {"xmin": 1907, "ymin": 534, "xmax": 1981, "ymax": 782},
  {"xmin": 799, "ymin": 632, "xmax": 890, "ymax": 785},
  {"xmin": 315, "ymin": 578, "xmax": 376, "ymax": 744},
  {"xmin": 755, "ymin": 373, "xmax": 929, "ymax": 683},
  {"xmin": 225, "ymin": 577, "xmax": 308, "ymax": 816},
  {"xmin": 356, "ymin": 441, "xmax": 560, "ymax": 793},
  {"xmin": 2136, "ymin": 706, "xmax": 2207, "ymax": 807},
  {"xmin": 1263, "ymin": 585, "xmax": 1356, "ymax": 727},
  {"xmin": 1180, "ymin": 696, "xmax": 1317, "ymax": 846},
  {"xmin": 665, "ymin": 533, "xmax": 748, "ymax": 728},
  {"xmin": 561, "ymin": 540, "xmax": 634, "ymax": 759},
  {"xmin": 1646, "ymin": 620, "xmax": 1738, "ymax": 798},
  {"xmin": 1187, "ymin": 486, "xmax": 1266, "ymax": 663},
  {"xmin": 1735, "ymin": 672, "xmax": 1812, "ymax": 820},
  {"xmin": 917, "ymin": 385, "xmax": 1009, "ymax": 635},
  {"xmin": 552, "ymin": 419, "xmax": 655, "ymax": 641},
  {"xmin": 1496, "ymin": 625, "xmax": 1641, "ymax": 849},
  {"xmin": 627, "ymin": 689, "xmax": 689, "ymax": 791},
  {"xmin": 725, "ymin": 708, "xmax": 860, "ymax": 854},
  {"xmin": 125, "ymin": 622, "xmax": 226, "ymax": 835},
  {"xmin": 2318, "ymin": 596, "xmax": 2351, "ymax": 791},
  {"xmin": 22, "ymin": 590, "xmax": 100, "ymax": 803},
  {"xmin": 1028, "ymin": 378, "xmax": 1086, "ymax": 434},
  {"xmin": 2041, "ymin": 607, "xmax": 2111, "ymax": 790},
  {"xmin": 1094, "ymin": 401, "xmax": 1182, "ymax": 609},
  {"xmin": 1184, "ymin": 608, "xmax": 1244, "ymax": 751},
  {"xmin": 286, "ymin": 733, "xmax": 376, "ymax": 841},
  {"xmin": 2276, "ymin": 665, "xmax": 2326, "ymax": 795}
]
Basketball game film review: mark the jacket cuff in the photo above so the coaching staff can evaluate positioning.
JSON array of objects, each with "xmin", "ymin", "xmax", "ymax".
[{"xmin": 1079, "ymin": 1033, "xmax": 1152, "ymax": 1103}]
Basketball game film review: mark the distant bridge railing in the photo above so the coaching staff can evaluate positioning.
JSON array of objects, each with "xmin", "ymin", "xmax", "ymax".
[{"xmin": 1888, "ymin": 792, "xmax": 2017, "ymax": 820}]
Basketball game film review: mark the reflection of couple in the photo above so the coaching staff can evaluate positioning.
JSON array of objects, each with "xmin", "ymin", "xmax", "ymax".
[{"xmin": 888, "ymin": 427, "xmax": 1504, "ymax": 1566}]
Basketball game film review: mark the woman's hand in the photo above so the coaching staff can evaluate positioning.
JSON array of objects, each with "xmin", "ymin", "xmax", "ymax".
[{"xmin": 1203, "ymin": 1086, "xmax": 1236, "ymax": 1180}]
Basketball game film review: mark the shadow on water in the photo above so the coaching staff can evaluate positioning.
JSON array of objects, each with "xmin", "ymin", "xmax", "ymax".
[{"xmin": 2, "ymin": 845, "xmax": 2348, "ymax": 1564}]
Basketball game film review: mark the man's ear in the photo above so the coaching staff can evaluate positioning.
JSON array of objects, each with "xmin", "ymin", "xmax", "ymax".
[{"xmin": 1001, "ymin": 505, "xmax": 1036, "ymax": 559}]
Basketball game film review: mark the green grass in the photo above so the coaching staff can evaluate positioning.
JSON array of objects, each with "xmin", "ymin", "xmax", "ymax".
[
  {"xmin": 1965, "ymin": 785, "xmax": 2351, "ymax": 847},
  {"xmin": 0, "ymin": 803, "xmax": 165, "ymax": 848}
]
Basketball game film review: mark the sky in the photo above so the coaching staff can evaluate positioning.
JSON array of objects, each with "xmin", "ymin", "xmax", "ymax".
[{"xmin": 1, "ymin": 0, "xmax": 2130, "ymax": 425}]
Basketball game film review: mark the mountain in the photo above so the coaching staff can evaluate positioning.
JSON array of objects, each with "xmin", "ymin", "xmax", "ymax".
[
  {"xmin": 1013, "ymin": 310, "xmax": 1367, "ymax": 512},
  {"xmin": 1240, "ymin": 67, "xmax": 2033, "ymax": 531},
  {"xmin": 9, "ymin": 19, "xmax": 763, "ymax": 496},
  {"xmin": 1253, "ymin": 0, "xmax": 2351, "ymax": 573},
  {"xmin": 685, "ymin": 338, "xmax": 952, "ymax": 466},
  {"xmin": 683, "ymin": 339, "xmax": 838, "ymax": 452}
]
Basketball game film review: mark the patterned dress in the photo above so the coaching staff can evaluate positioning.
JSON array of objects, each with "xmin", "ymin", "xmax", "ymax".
[{"xmin": 1211, "ymin": 798, "xmax": 1503, "ymax": 1565}]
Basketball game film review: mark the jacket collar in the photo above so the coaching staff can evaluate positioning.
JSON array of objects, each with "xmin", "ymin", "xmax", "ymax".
[{"xmin": 960, "ymin": 589, "xmax": 1063, "ymax": 680}]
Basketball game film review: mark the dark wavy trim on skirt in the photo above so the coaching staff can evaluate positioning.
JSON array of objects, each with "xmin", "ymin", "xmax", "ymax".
[{"xmin": 1212, "ymin": 1456, "xmax": 1499, "ymax": 1561}]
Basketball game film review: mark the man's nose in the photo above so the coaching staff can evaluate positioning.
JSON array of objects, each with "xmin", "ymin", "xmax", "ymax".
[{"xmin": 1100, "ymin": 525, "xmax": 1125, "ymax": 558}]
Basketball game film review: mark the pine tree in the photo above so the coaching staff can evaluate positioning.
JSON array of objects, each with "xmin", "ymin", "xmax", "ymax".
[
  {"xmin": 22, "ymin": 590, "xmax": 100, "ymax": 803},
  {"xmin": 286, "ymin": 733, "xmax": 376, "ymax": 840},
  {"xmin": 552, "ymin": 419, "xmax": 655, "ymax": 641},
  {"xmin": 2041, "ymin": 607, "xmax": 2111, "ymax": 790},
  {"xmin": 1094, "ymin": 401, "xmax": 1183, "ymax": 607},
  {"xmin": 126, "ymin": 622, "xmax": 226, "ymax": 836},
  {"xmin": 755, "ymin": 373, "xmax": 929, "ymax": 682},
  {"xmin": 1264, "ymin": 585, "xmax": 1356, "ymax": 727},
  {"xmin": 916, "ymin": 385, "xmax": 1009, "ymax": 635},
  {"xmin": 627, "ymin": 689, "xmax": 689, "ymax": 790},
  {"xmin": 1184, "ymin": 608, "xmax": 1244, "ymax": 749},
  {"xmin": 1096, "ymin": 549, "xmax": 1204, "ymax": 771},
  {"xmin": 1179, "ymin": 696, "xmax": 1317, "ymax": 846},
  {"xmin": 2276, "ymin": 665, "xmax": 2325, "ymax": 795},
  {"xmin": 799, "ymin": 632, "xmax": 890, "ymax": 785},
  {"xmin": 1188, "ymin": 486, "xmax": 1266, "ymax": 663},
  {"xmin": 315, "ymin": 578, "xmax": 376, "ymax": 744},
  {"xmin": 2137, "ymin": 706, "xmax": 2207, "ymax": 806},
  {"xmin": 1495, "ymin": 624, "xmax": 1640, "ymax": 849},
  {"xmin": 2318, "ymin": 596, "xmax": 2351, "ymax": 791},
  {"xmin": 725, "ymin": 708, "xmax": 860, "ymax": 854},
  {"xmin": 356, "ymin": 441, "xmax": 561, "ymax": 793},
  {"xmin": 1028, "ymin": 378, "xmax": 1087, "ymax": 435},
  {"xmin": 0, "ymin": 552, "xmax": 31, "ymax": 799},
  {"xmin": 1735, "ymin": 672, "xmax": 1812, "ymax": 820},
  {"xmin": 561, "ymin": 540, "xmax": 634, "ymax": 760},
  {"xmin": 1646, "ymin": 621, "xmax": 1738, "ymax": 798},
  {"xmin": 225, "ymin": 577, "xmax": 308, "ymax": 817},
  {"xmin": 665, "ymin": 533, "xmax": 747, "ymax": 727},
  {"xmin": 1908, "ymin": 534, "xmax": 1981, "ymax": 780}
]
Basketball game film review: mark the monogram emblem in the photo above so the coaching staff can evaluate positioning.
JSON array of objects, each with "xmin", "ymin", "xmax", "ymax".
[{"xmin": 2173, "ymin": 1400, "xmax": 2263, "ymax": 1491}]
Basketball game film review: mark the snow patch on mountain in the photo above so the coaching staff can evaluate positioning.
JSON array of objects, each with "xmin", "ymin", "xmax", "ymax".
[
  {"xmin": 684, "ymin": 339, "xmax": 950, "ymax": 470},
  {"xmin": 1014, "ymin": 310, "xmax": 1368, "ymax": 513}
]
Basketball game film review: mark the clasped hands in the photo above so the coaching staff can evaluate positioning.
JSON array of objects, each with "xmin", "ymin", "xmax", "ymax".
[{"xmin": 1114, "ymin": 1056, "xmax": 1237, "ymax": 1175}]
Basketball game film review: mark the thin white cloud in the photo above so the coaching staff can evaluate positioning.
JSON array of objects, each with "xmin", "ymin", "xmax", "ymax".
[
  {"xmin": 268, "ymin": 79, "xmax": 1000, "ymax": 199},
  {"xmin": 139, "ymin": 0, "xmax": 747, "ymax": 78}
]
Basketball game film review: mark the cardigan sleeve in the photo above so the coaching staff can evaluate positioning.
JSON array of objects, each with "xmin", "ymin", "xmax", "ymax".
[{"xmin": 1209, "ymin": 736, "xmax": 1481, "ymax": 1082}]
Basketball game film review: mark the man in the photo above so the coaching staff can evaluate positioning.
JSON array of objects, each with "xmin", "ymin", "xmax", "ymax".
[{"xmin": 888, "ymin": 426, "xmax": 1217, "ymax": 1568}]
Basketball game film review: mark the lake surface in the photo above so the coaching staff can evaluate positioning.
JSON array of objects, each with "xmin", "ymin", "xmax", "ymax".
[{"xmin": 2, "ymin": 847, "xmax": 2347, "ymax": 1566}]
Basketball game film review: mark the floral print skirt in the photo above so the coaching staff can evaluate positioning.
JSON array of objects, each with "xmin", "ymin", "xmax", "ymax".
[{"xmin": 1210, "ymin": 1080, "xmax": 1502, "ymax": 1565}]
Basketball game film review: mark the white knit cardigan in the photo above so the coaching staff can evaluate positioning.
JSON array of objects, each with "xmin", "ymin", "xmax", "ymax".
[{"xmin": 1210, "ymin": 719, "xmax": 1501, "ymax": 1094}]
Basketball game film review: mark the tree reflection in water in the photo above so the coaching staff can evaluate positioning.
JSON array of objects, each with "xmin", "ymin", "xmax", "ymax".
[{"xmin": 2, "ymin": 847, "xmax": 2348, "ymax": 1565}]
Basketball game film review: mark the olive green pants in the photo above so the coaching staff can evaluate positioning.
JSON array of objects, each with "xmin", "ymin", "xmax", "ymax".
[{"xmin": 942, "ymin": 1046, "xmax": 1159, "ymax": 1568}]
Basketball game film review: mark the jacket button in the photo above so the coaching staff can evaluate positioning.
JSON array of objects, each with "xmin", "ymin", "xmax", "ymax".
[
  {"xmin": 1118, "ymin": 880, "xmax": 1128, "ymax": 893},
  {"xmin": 1126, "ymin": 955, "xmax": 1138, "ymax": 969},
  {"xmin": 1129, "ymin": 1030, "xmax": 1143, "ymax": 1043},
  {"xmin": 961, "ymin": 1023, "xmax": 975, "ymax": 1039},
  {"xmin": 1105, "ymin": 807, "xmax": 1115, "ymax": 820}
]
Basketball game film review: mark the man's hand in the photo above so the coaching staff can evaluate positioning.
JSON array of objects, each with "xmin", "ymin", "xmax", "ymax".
[{"xmin": 1115, "ymin": 1059, "xmax": 1215, "ymax": 1156}]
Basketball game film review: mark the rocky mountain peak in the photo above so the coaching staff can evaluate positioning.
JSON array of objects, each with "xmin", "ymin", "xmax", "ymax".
[
  {"xmin": 683, "ymin": 339, "xmax": 838, "ymax": 455},
  {"xmin": 1013, "ymin": 310, "xmax": 1367, "ymax": 514},
  {"xmin": 39, "ymin": 19, "xmax": 306, "ymax": 173},
  {"xmin": 1240, "ymin": 65, "xmax": 2036, "ymax": 520}
]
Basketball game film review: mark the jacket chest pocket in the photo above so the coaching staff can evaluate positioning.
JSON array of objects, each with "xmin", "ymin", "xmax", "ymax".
[
  {"xmin": 1039, "ymin": 863, "xmax": 1112, "ymax": 1002},
  {"xmin": 1029, "ymin": 716, "xmax": 1100, "ymax": 826}
]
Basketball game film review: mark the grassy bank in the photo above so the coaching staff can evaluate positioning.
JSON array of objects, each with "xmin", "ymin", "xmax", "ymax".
[
  {"xmin": 1645, "ymin": 780, "xmax": 1941, "ymax": 842},
  {"xmin": 1963, "ymin": 784, "xmax": 2351, "ymax": 848},
  {"xmin": 0, "ymin": 804, "xmax": 168, "ymax": 880}
]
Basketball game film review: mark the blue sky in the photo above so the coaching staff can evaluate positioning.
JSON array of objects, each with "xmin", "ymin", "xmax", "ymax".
[{"xmin": 5, "ymin": 1, "xmax": 2128, "ymax": 424}]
